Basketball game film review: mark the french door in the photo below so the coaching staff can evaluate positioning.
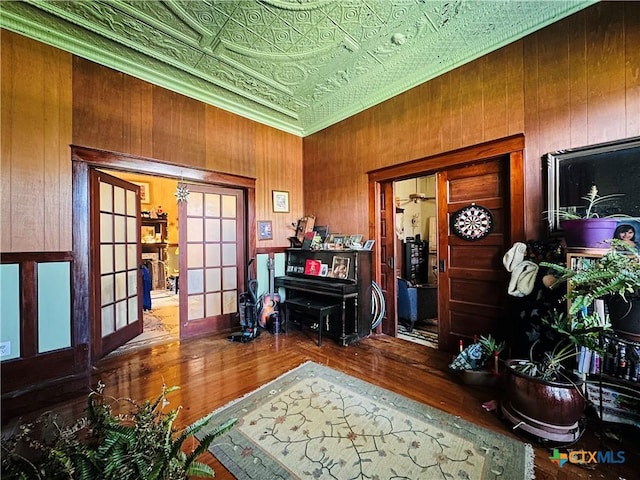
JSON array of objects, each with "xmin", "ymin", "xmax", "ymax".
[
  {"xmin": 178, "ymin": 184, "xmax": 246, "ymax": 339},
  {"xmin": 91, "ymin": 170, "xmax": 142, "ymax": 358}
]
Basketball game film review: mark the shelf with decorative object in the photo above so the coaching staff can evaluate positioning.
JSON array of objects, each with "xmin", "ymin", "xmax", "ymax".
[
  {"xmin": 587, "ymin": 333, "xmax": 640, "ymax": 428},
  {"xmin": 141, "ymin": 218, "xmax": 168, "ymax": 290},
  {"xmin": 562, "ymin": 248, "xmax": 640, "ymax": 428}
]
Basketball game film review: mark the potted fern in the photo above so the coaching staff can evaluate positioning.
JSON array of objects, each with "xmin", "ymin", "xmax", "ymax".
[
  {"xmin": 549, "ymin": 185, "xmax": 625, "ymax": 247},
  {"xmin": 542, "ymin": 239, "xmax": 640, "ymax": 341},
  {"xmin": 1, "ymin": 382, "xmax": 236, "ymax": 479}
]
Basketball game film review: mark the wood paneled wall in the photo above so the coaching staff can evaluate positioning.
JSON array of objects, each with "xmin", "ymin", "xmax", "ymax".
[
  {"xmin": 2, "ymin": 2, "xmax": 639, "ymax": 252},
  {"xmin": 1, "ymin": 31, "xmax": 72, "ymax": 252},
  {"xmin": 71, "ymin": 56, "xmax": 303, "ymax": 248},
  {"xmin": 1, "ymin": 30, "xmax": 302, "ymax": 253},
  {"xmin": 303, "ymin": 1, "xmax": 640, "ymax": 241}
]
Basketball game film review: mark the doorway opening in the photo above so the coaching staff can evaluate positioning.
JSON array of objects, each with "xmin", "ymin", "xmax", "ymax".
[
  {"xmin": 71, "ymin": 145, "xmax": 256, "ymax": 364},
  {"xmin": 394, "ymin": 175, "xmax": 438, "ymax": 349},
  {"xmin": 367, "ymin": 135, "xmax": 525, "ymax": 353},
  {"xmin": 104, "ymin": 170, "xmax": 181, "ymax": 357}
]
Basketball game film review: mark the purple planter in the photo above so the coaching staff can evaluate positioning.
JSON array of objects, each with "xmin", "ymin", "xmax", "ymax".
[{"xmin": 562, "ymin": 218, "xmax": 618, "ymax": 248}]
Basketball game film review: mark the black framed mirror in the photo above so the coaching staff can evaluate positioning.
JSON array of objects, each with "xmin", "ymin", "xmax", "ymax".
[{"xmin": 545, "ymin": 136, "xmax": 640, "ymax": 232}]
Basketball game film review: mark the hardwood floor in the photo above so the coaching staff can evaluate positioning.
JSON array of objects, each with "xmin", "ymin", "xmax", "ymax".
[{"xmin": 8, "ymin": 330, "xmax": 639, "ymax": 479}]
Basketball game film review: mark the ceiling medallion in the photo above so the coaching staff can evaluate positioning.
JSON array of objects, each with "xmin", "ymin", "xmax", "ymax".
[{"xmin": 450, "ymin": 204, "xmax": 494, "ymax": 241}]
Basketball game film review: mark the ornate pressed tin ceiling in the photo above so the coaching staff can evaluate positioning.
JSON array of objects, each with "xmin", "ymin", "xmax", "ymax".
[{"xmin": 1, "ymin": 1, "xmax": 594, "ymax": 136}]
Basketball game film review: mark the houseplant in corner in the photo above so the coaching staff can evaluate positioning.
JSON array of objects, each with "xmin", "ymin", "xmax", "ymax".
[
  {"xmin": 502, "ymin": 309, "xmax": 610, "ymax": 445},
  {"xmin": 1, "ymin": 382, "xmax": 237, "ymax": 480},
  {"xmin": 549, "ymin": 185, "xmax": 625, "ymax": 248},
  {"xmin": 542, "ymin": 238, "xmax": 640, "ymax": 341}
]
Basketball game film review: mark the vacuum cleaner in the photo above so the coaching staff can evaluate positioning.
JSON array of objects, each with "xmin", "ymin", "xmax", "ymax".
[{"xmin": 228, "ymin": 258, "xmax": 260, "ymax": 342}]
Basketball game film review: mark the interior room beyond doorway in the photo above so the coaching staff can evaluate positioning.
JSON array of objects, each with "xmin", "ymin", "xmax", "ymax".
[
  {"xmin": 103, "ymin": 170, "xmax": 181, "ymax": 353},
  {"xmin": 395, "ymin": 175, "xmax": 438, "ymax": 348}
]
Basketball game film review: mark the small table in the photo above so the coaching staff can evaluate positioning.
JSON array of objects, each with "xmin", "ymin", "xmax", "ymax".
[{"xmin": 284, "ymin": 297, "xmax": 342, "ymax": 346}]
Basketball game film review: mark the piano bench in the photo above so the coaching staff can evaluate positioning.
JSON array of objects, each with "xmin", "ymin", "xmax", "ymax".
[{"xmin": 284, "ymin": 297, "xmax": 342, "ymax": 346}]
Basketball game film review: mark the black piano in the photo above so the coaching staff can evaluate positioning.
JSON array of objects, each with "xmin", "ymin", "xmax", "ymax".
[{"xmin": 275, "ymin": 248, "xmax": 372, "ymax": 346}]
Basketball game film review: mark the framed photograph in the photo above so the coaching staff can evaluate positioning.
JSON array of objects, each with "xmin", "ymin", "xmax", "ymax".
[
  {"xmin": 348, "ymin": 234, "xmax": 363, "ymax": 246},
  {"xmin": 329, "ymin": 256, "xmax": 350, "ymax": 279},
  {"xmin": 257, "ymin": 220, "xmax": 272, "ymax": 240},
  {"xmin": 331, "ymin": 234, "xmax": 345, "ymax": 245},
  {"xmin": 141, "ymin": 226, "xmax": 156, "ymax": 243},
  {"xmin": 313, "ymin": 225, "xmax": 329, "ymax": 241},
  {"xmin": 132, "ymin": 182, "xmax": 150, "ymax": 204},
  {"xmin": 304, "ymin": 258, "xmax": 322, "ymax": 276},
  {"xmin": 363, "ymin": 240, "xmax": 375, "ymax": 250},
  {"xmin": 272, "ymin": 190, "xmax": 290, "ymax": 213},
  {"xmin": 615, "ymin": 219, "xmax": 640, "ymax": 248}
]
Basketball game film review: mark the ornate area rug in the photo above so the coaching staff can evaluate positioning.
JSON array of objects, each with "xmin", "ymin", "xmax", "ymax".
[{"xmin": 199, "ymin": 361, "xmax": 534, "ymax": 480}]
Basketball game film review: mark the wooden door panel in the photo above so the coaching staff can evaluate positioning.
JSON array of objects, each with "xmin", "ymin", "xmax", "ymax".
[
  {"xmin": 449, "ymin": 309, "xmax": 502, "ymax": 336},
  {"xmin": 437, "ymin": 158, "xmax": 510, "ymax": 351},
  {"xmin": 449, "ymin": 245, "xmax": 505, "ymax": 270},
  {"xmin": 450, "ymin": 279, "xmax": 505, "ymax": 306},
  {"xmin": 379, "ymin": 182, "xmax": 396, "ymax": 337},
  {"xmin": 448, "ymin": 175, "xmax": 502, "ymax": 200}
]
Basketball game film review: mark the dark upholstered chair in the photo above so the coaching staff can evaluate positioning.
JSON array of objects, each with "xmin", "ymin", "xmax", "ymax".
[{"xmin": 397, "ymin": 277, "xmax": 437, "ymax": 331}]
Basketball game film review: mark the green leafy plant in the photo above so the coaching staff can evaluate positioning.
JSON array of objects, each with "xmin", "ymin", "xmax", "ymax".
[
  {"xmin": 1, "ymin": 382, "xmax": 236, "ymax": 480},
  {"xmin": 476, "ymin": 335, "xmax": 505, "ymax": 369},
  {"xmin": 512, "ymin": 309, "xmax": 610, "ymax": 382},
  {"xmin": 548, "ymin": 185, "xmax": 625, "ymax": 221},
  {"xmin": 541, "ymin": 239, "xmax": 640, "ymax": 316},
  {"xmin": 450, "ymin": 334, "xmax": 504, "ymax": 372}
]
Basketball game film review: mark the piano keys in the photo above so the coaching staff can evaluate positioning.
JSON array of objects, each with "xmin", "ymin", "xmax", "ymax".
[{"xmin": 275, "ymin": 249, "xmax": 372, "ymax": 346}]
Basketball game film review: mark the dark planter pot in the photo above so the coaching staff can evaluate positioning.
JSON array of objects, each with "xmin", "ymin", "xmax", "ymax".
[
  {"xmin": 606, "ymin": 294, "xmax": 640, "ymax": 342},
  {"xmin": 561, "ymin": 218, "xmax": 618, "ymax": 248},
  {"xmin": 503, "ymin": 359, "xmax": 585, "ymax": 427}
]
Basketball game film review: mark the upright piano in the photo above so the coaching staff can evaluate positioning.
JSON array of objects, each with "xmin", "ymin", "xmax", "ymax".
[{"xmin": 275, "ymin": 248, "xmax": 372, "ymax": 346}]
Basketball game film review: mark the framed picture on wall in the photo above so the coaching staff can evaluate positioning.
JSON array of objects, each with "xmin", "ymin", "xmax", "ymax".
[
  {"xmin": 257, "ymin": 220, "xmax": 273, "ymax": 240},
  {"xmin": 132, "ymin": 182, "xmax": 150, "ymax": 203},
  {"xmin": 272, "ymin": 190, "xmax": 290, "ymax": 213}
]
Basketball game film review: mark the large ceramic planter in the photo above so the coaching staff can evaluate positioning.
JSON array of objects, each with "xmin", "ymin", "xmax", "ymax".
[
  {"xmin": 452, "ymin": 368, "xmax": 500, "ymax": 387},
  {"xmin": 502, "ymin": 360, "xmax": 586, "ymax": 444},
  {"xmin": 503, "ymin": 359, "xmax": 585, "ymax": 427},
  {"xmin": 606, "ymin": 294, "xmax": 640, "ymax": 342},
  {"xmin": 561, "ymin": 218, "xmax": 618, "ymax": 248}
]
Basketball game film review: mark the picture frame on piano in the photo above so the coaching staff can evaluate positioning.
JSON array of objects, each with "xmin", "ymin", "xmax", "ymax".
[
  {"xmin": 304, "ymin": 258, "xmax": 322, "ymax": 276},
  {"xmin": 331, "ymin": 234, "xmax": 345, "ymax": 246},
  {"xmin": 363, "ymin": 240, "xmax": 375, "ymax": 250},
  {"xmin": 329, "ymin": 256, "xmax": 350, "ymax": 279},
  {"xmin": 313, "ymin": 225, "xmax": 329, "ymax": 242},
  {"xmin": 349, "ymin": 234, "xmax": 363, "ymax": 244}
]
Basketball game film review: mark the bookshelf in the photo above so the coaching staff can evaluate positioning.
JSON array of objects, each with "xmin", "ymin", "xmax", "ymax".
[
  {"xmin": 566, "ymin": 248, "xmax": 640, "ymax": 427},
  {"xmin": 403, "ymin": 236, "xmax": 428, "ymax": 284}
]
